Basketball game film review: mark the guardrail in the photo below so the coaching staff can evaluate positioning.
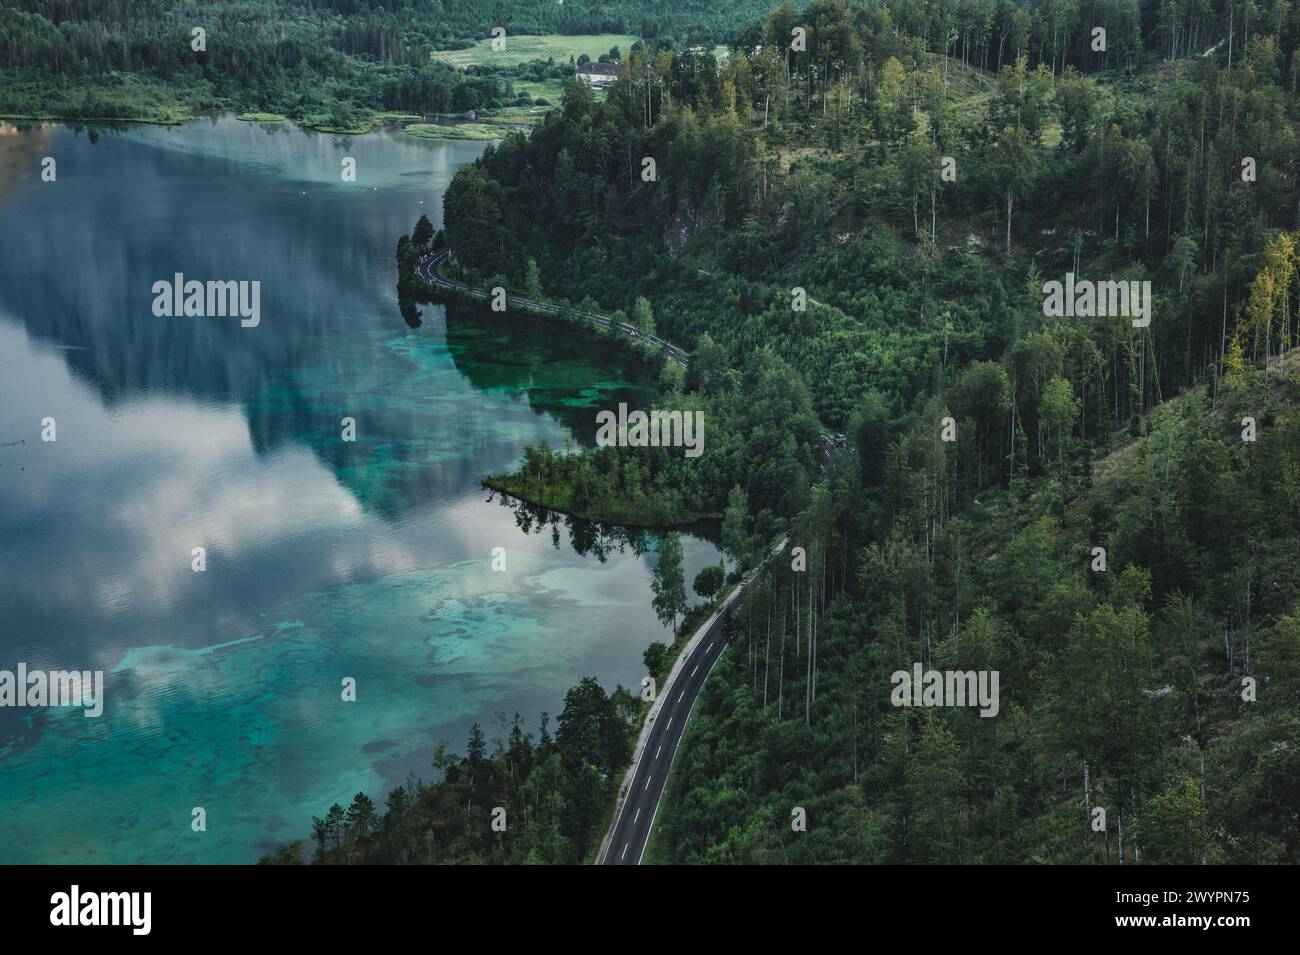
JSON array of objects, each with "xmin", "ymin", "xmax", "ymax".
[
  {"xmin": 418, "ymin": 249, "xmax": 689, "ymax": 367},
  {"xmin": 595, "ymin": 535, "xmax": 788, "ymax": 864}
]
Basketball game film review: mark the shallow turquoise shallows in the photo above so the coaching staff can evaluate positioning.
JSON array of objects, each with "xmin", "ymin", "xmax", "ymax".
[{"xmin": 0, "ymin": 116, "xmax": 721, "ymax": 863}]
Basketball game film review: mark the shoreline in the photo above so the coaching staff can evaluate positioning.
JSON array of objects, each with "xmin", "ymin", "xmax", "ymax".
[
  {"xmin": 1, "ymin": 108, "xmax": 529, "ymax": 139},
  {"xmin": 482, "ymin": 475, "xmax": 721, "ymax": 530}
]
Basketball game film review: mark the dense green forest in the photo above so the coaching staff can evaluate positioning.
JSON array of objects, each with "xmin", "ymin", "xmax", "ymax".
[
  {"xmin": 0, "ymin": 0, "xmax": 782, "ymax": 126},
  {"xmin": 418, "ymin": 0, "xmax": 1300, "ymax": 863},
  {"xmin": 656, "ymin": 362, "xmax": 1300, "ymax": 862},
  {"xmin": 0, "ymin": 0, "xmax": 555, "ymax": 125}
]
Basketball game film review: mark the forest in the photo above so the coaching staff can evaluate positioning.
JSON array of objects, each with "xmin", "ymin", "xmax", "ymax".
[
  {"xmin": 413, "ymin": 0, "xmax": 1300, "ymax": 863},
  {"xmin": 0, "ymin": 0, "xmax": 778, "ymax": 126},
  {"xmin": 261, "ymin": 678, "xmax": 642, "ymax": 864}
]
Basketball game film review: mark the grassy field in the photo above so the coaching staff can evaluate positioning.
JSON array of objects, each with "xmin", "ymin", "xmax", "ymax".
[
  {"xmin": 405, "ymin": 122, "xmax": 504, "ymax": 141},
  {"xmin": 432, "ymin": 33, "xmax": 639, "ymax": 69},
  {"xmin": 482, "ymin": 105, "xmax": 551, "ymax": 126},
  {"xmin": 512, "ymin": 76, "xmax": 568, "ymax": 103}
]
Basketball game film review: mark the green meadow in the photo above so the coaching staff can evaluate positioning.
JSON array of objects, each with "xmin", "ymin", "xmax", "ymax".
[
  {"xmin": 432, "ymin": 33, "xmax": 639, "ymax": 69},
  {"xmin": 512, "ymin": 77, "xmax": 568, "ymax": 104},
  {"xmin": 405, "ymin": 122, "xmax": 504, "ymax": 141}
]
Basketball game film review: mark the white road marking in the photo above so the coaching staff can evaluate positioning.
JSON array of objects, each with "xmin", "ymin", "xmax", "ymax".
[
  {"xmin": 644, "ymin": 775, "xmax": 653, "ymax": 791},
  {"xmin": 707, "ymin": 643, "xmax": 714, "ymax": 653},
  {"xmin": 691, "ymin": 665, "xmax": 699, "ymax": 677},
  {"xmin": 621, "ymin": 843, "xmax": 629, "ymax": 860},
  {"xmin": 666, "ymin": 716, "xmax": 673, "ymax": 729},
  {"xmin": 655, "ymin": 745, "xmax": 662, "ymax": 759},
  {"xmin": 678, "ymin": 690, "xmax": 684, "ymax": 703},
  {"xmin": 633, "ymin": 808, "xmax": 641, "ymax": 824}
]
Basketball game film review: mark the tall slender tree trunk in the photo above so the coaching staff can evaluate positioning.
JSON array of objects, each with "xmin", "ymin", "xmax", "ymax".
[
  {"xmin": 763, "ymin": 597, "xmax": 771, "ymax": 708},
  {"xmin": 778, "ymin": 590, "xmax": 787, "ymax": 718},
  {"xmin": 1006, "ymin": 187, "xmax": 1013, "ymax": 254}
]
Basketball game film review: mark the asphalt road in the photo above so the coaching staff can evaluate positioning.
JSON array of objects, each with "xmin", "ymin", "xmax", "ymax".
[
  {"xmin": 415, "ymin": 249, "xmax": 689, "ymax": 366},
  {"xmin": 416, "ymin": 246, "xmax": 804, "ymax": 864},
  {"xmin": 600, "ymin": 538, "xmax": 786, "ymax": 865},
  {"xmin": 600, "ymin": 611, "xmax": 732, "ymax": 865},
  {"xmin": 418, "ymin": 245, "xmax": 732, "ymax": 864}
]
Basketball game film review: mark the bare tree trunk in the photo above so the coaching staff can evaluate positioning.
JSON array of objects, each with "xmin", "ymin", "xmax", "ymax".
[
  {"xmin": 804, "ymin": 603, "xmax": 812, "ymax": 724},
  {"xmin": 778, "ymin": 589, "xmax": 787, "ymax": 718},
  {"xmin": 1006, "ymin": 187, "xmax": 1013, "ymax": 254},
  {"xmin": 763, "ymin": 596, "xmax": 771, "ymax": 708},
  {"xmin": 930, "ymin": 186, "xmax": 937, "ymax": 246}
]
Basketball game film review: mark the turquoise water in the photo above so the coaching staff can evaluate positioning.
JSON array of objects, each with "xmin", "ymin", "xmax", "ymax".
[{"xmin": 0, "ymin": 116, "xmax": 721, "ymax": 863}]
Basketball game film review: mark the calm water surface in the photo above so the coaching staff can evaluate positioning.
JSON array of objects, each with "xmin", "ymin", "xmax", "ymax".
[{"xmin": 0, "ymin": 116, "xmax": 720, "ymax": 862}]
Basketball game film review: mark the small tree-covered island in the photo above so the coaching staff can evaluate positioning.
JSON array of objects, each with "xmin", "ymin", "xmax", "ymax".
[{"xmin": 253, "ymin": 0, "xmax": 1300, "ymax": 864}]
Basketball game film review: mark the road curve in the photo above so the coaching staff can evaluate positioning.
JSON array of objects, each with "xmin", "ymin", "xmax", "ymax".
[
  {"xmin": 415, "ymin": 248, "xmax": 689, "ymax": 367},
  {"xmin": 599, "ymin": 538, "xmax": 787, "ymax": 865},
  {"xmin": 415, "ymin": 247, "xmax": 798, "ymax": 863},
  {"xmin": 601, "ymin": 604, "xmax": 729, "ymax": 865}
]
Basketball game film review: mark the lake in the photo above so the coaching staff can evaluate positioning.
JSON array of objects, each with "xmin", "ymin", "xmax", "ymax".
[{"xmin": 0, "ymin": 115, "xmax": 721, "ymax": 863}]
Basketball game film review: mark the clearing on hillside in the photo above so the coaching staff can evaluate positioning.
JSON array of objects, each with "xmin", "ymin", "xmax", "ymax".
[{"xmin": 432, "ymin": 33, "xmax": 640, "ymax": 69}]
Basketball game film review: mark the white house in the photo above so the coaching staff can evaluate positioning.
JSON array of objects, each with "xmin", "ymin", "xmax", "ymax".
[{"xmin": 576, "ymin": 62, "xmax": 620, "ymax": 87}]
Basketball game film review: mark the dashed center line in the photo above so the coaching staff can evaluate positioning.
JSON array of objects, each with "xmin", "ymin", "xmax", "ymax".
[
  {"xmin": 620, "ymin": 843, "xmax": 629, "ymax": 860},
  {"xmin": 691, "ymin": 664, "xmax": 699, "ymax": 677},
  {"xmin": 677, "ymin": 690, "xmax": 684, "ymax": 703},
  {"xmin": 644, "ymin": 775, "xmax": 653, "ymax": 791},
  {"xmin": 633, "ymin": 807, "xmax": 641, "ymax": 824},
  {"xmin": 655, "ymin": 745, "xmax": 662, "ymax": 759}
]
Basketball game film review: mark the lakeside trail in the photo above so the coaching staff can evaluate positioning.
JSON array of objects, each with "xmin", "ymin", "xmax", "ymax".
[
  {"xmin": 416, "ymin": 248, "xmax": 690, "ymax": 367},
  {"xmin": 416, "ymin": 248, "xmax": 808, "ymax": 864}
]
